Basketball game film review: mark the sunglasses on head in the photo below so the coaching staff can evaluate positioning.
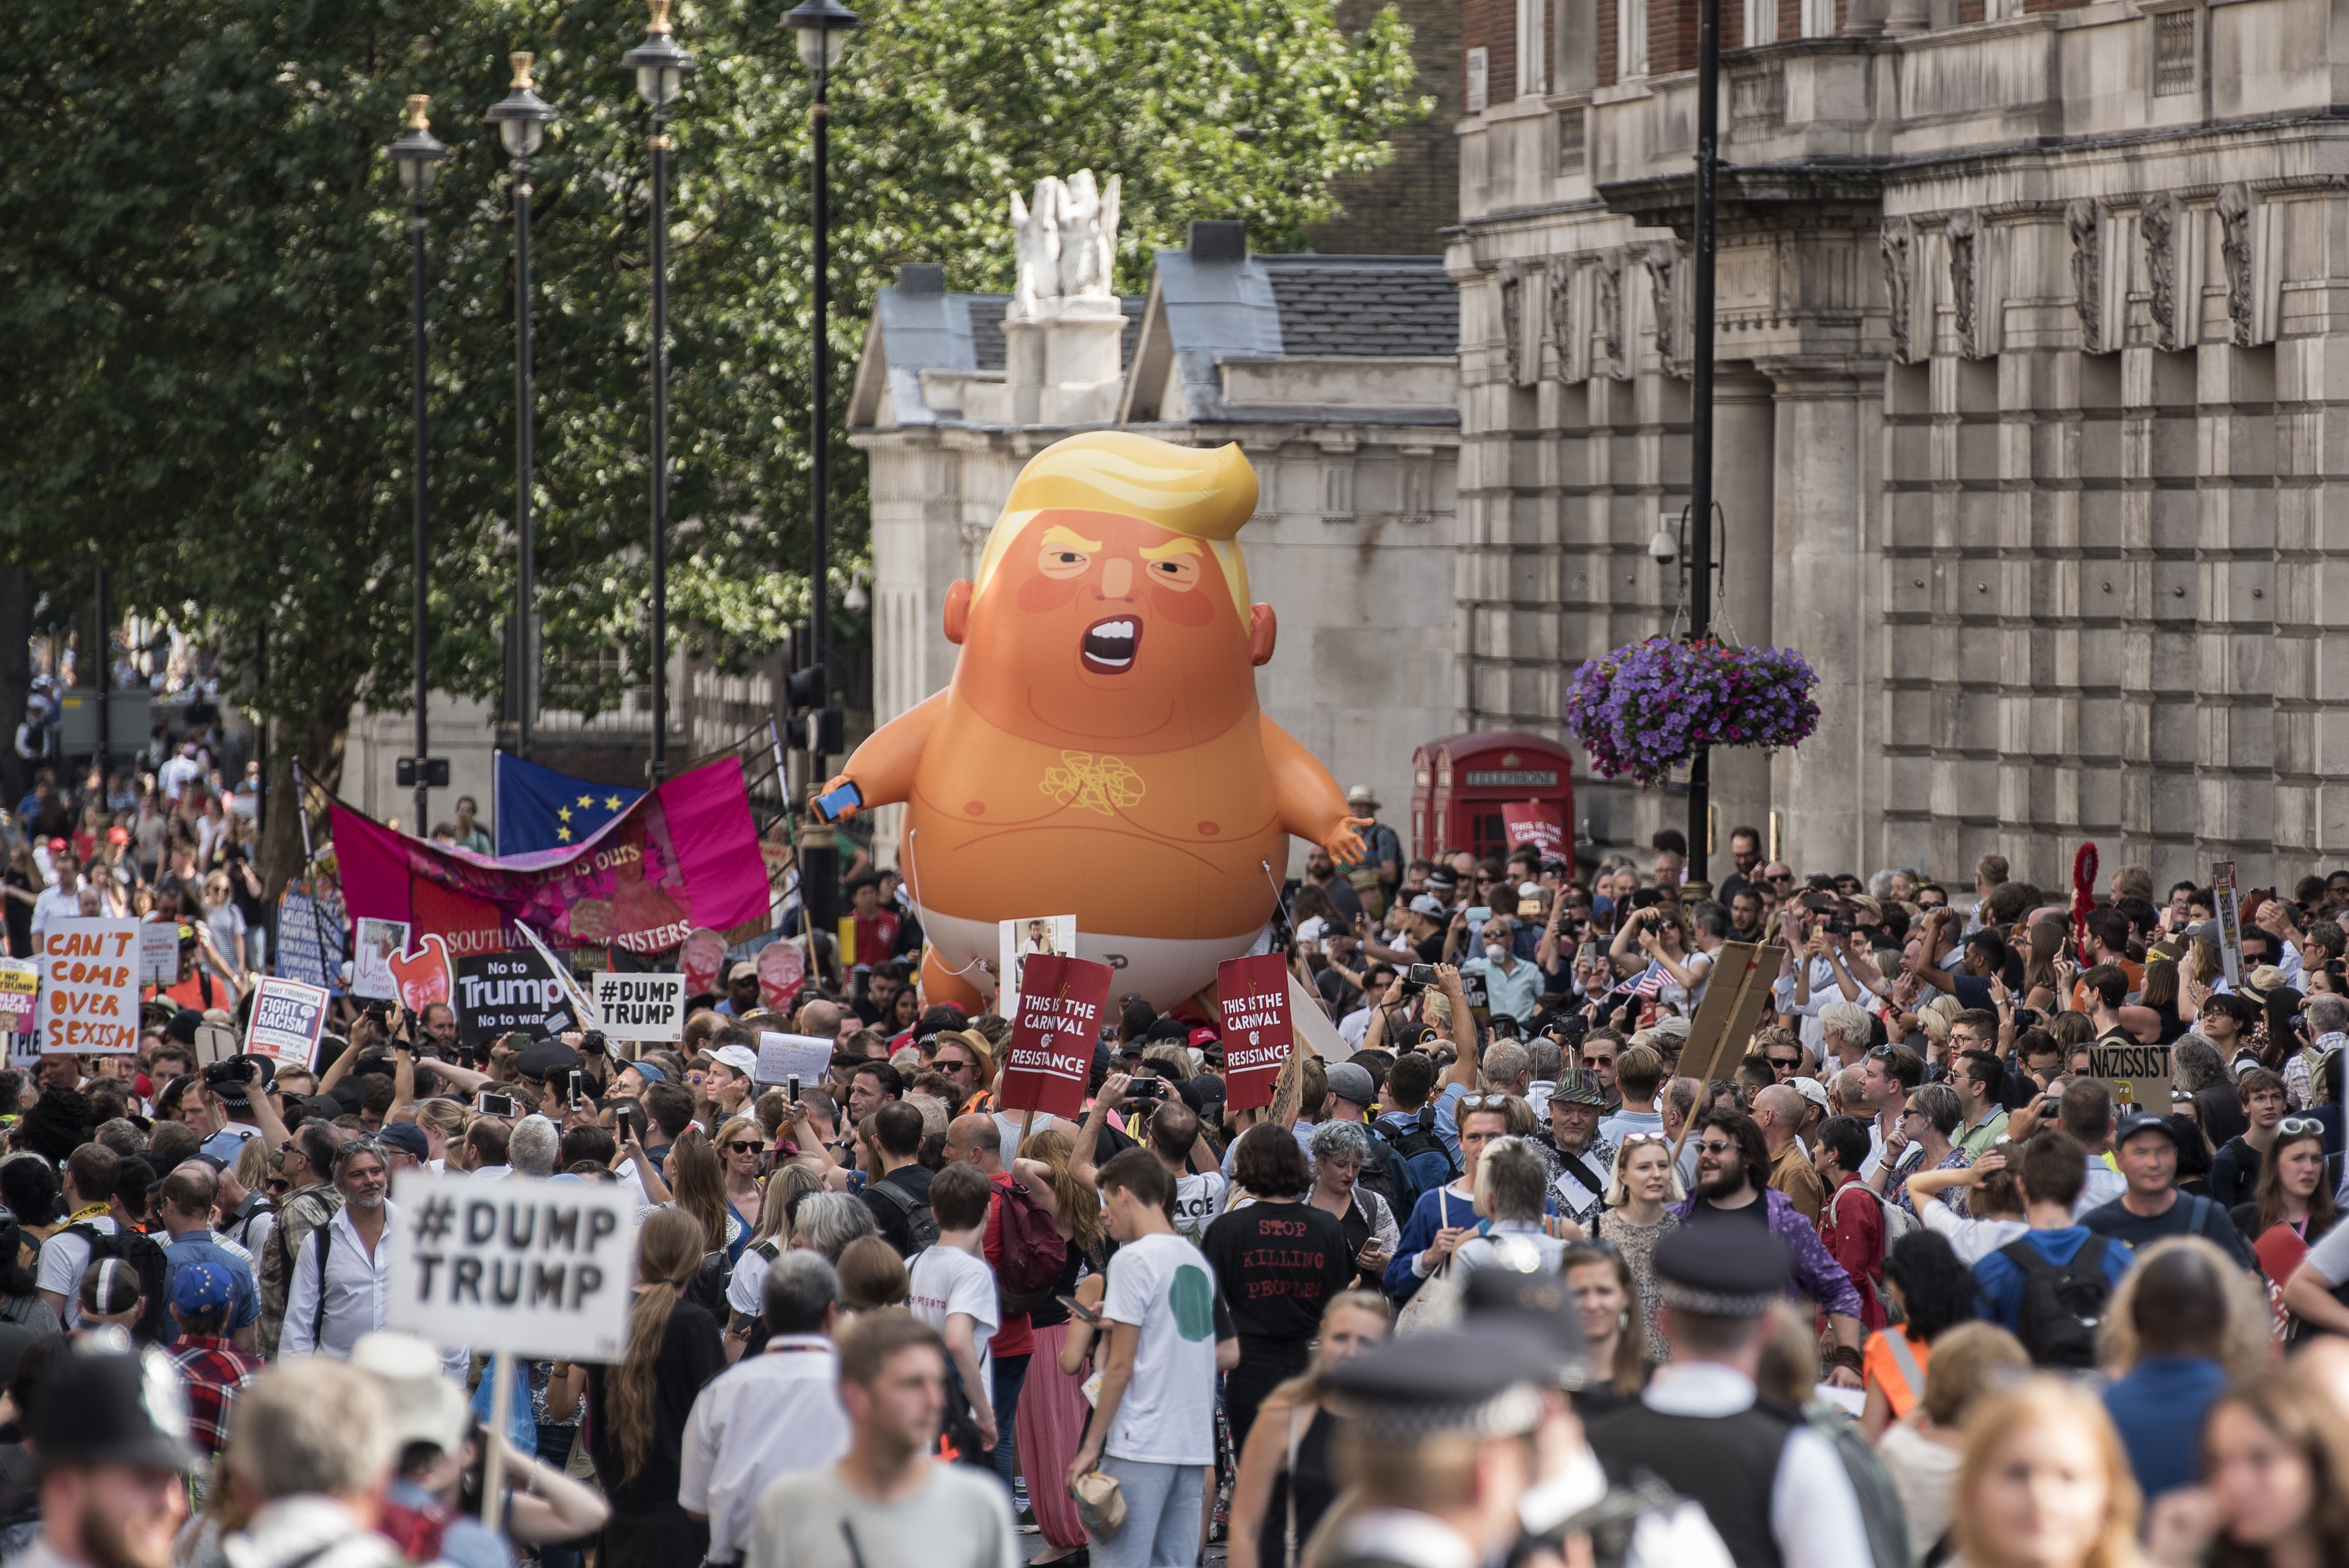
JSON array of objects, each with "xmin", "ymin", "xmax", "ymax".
[
  {"xmin": 2278, "ymin": 1117, "xmax": 2324, "ymax": 1137},
  {"xmin": 1616, "ymin": 1131, "xmax": 1671, "ymax": 1146},
  {"xmin": 1456, "ymin": 1094, "xmax": 1514, "ymax": 1112}
]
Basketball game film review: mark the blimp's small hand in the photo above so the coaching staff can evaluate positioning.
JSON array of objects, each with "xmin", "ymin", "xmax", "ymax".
[{"xmin": 1324, "ymin": 815, "xmax": 1372, "ymax": 864}]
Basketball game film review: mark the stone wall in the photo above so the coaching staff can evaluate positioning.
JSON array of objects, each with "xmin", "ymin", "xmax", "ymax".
[
  {"xmin": 1451, "ymin": 0, "xmax": 2349, "ymax": 889},
  {"xmin": 1308, "ymin": 0, "xmax": 1465, "ymax": 255}
]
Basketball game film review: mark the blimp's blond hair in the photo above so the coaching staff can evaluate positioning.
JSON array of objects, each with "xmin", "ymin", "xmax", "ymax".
[{"xmin": 972, "ymin": 432, "xmax": 1257, "ymax": 612}]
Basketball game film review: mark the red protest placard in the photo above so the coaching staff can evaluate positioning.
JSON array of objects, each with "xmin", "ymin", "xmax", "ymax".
[
  {"xmin": 1218, "ymin": 953, "xmax": 1294, "ymax": 1112},
  {"xmin": 1500, "ymin": 803, "xmax": 1567, "ymax": 863},
  {"xmin": 998, "ymin": 954, "xmax": 1114, "ymax": 1120}
]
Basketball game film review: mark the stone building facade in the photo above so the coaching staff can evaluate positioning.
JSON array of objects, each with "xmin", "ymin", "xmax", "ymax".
[
  {"xmin": 848, "ymin": 227, "xmax": 1461, "ymax": 873},
  {"xmin": 1452, "ymin": 0, "xmax": 2349, "ymax": 890}
]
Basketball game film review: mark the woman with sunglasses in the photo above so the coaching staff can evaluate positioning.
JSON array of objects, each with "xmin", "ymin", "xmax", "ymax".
[
  {"xmin": 2235, "ymin": 1118, "xmax": 2337, "ymax": 1329},
  {"xmin": 712, "ymin": 1115, "xmax": 766, "ymax": 1246}
]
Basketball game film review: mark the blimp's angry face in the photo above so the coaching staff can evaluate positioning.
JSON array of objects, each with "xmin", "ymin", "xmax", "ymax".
[{"xmin": 956, "ymin": 507, "xmax": 1257, "ymax": 750}]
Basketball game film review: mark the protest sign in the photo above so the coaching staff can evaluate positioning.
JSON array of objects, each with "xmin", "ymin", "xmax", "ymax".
[
  {"xmin": 1218, "ymin": 954, "xmax": 1293, "ymax": 1112},
  {"xmin": 594, "ymin": 974, "xmax": 686, "ymax": 1041},
  {"xmin": 757, "ymin": 941, "xmax": 806, "ymax": 1012},
  {"xmin": 513, "ymin": 922, "xmax": 600, "ymax": 1030},
  {"xmin": 755, "ymin": 1032, "xmax": 835, "ymax": 1088},
  {"xmin": 2213, "ymin": 860, "xmax": 2244, "ymax": 989},
  {"xmin": 998, "ymin": 953, "xmax": 1113, "ymax": 1120},
  {"xmin": 40, "ymin": 918, "xmax": 139, "ymax": 1054},
  {"xmin": 244, "ymin": 976, "xmax": 331, "ymax": 1065},
  {"xmin": 387, "ymin": 1169, "xmax": 636, "ymax": 1361},
  {"xmin": 352, "ymin": 918, "xmax": 411, "ymax": 1002},
  {"xmin": 275, "ymin": 877, "xmax": 348, "ymax": 989},
  {"xmin": 1499, "ymin": 803, "xmax": 1568, "ymax": 863},
  {"xmin": 1675, "ymin": 942, "xmax": 1774, "ymax": 1088},
  {"xmin": 0, "ymin": 960, "xmax": 37, "ymax": 1032},
  {"xmin": 137, "ymin": 921, "xmax": 180, "ymax": 989},
  {"xmin": 193, "ymin": 1023, "xmax": 240, "ymax": 1067},
  {"xmin": 453, "ymin": 951, "xmax": 574, "ymax": 1045},
  {"xmin": 998, "ymin": 914, "xmax": 1076, "ymax": 1017},
  {"xmin": 679, "ymin": 929, "xmax": 729, "ymax": 998},
  {"xmin": 2090, "ymin": 1035, "xmax": 2173, "ymax": 1116}
]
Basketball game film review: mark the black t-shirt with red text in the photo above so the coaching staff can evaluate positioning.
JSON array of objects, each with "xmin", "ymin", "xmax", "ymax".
[{"xmin": 1200, "ymin": 1199, "xmax": 1354, "ymax": 1344}]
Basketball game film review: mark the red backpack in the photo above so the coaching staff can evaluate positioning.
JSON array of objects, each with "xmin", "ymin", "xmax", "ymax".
[{"xmin": 994, "ymin": 1184, "xmax": 1069, "ymax": 1313}]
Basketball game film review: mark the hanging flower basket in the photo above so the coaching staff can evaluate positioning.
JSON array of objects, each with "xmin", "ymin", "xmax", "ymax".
[{"xmin": 1563, "ymin": 636, "xmax": 1821, "ymax": 790}]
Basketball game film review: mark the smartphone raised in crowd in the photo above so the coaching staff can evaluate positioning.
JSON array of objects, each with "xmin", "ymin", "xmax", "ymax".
[
  {"xmin": 787, "ymin": 1074, "xmax": 803, "ymax": 1104},
  {"xmin": 477, "ymin": 1090, "xmax": 518, "ymax": 1119}
]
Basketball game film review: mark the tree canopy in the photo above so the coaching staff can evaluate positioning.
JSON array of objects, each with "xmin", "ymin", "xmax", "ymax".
[{"xmin": 0, "ymin": 0, "xmax": 1425, "ymax": 872}]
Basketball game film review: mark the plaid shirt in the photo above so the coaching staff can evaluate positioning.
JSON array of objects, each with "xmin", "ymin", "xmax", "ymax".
[{"xmin": 171, "ymin": 1334, "xmax": 266, "ymax": 1456}]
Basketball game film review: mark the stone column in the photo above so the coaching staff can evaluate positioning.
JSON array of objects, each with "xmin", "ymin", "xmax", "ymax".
[
  {"xmin": 1764, "ymin": 360, "xmax": 1882, "ymax": 876},
  {"xmin": 1706, "ymin": 367, "xmax": 1776, "ymax": 865},
  {"xmin": 2194, "ymin": 342, "xmax": 2279, "ymax": 886}
]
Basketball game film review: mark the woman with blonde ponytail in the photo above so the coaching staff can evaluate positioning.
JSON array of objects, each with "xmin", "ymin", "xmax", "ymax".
[{"xmin": 585, "ymin": 1206, "xmax": 727, "ymax": 1568}]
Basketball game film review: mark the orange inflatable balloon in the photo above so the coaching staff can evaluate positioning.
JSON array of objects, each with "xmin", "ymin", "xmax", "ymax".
[{"xmin": 827, "ymin": 431, "xmax": 1366, "ymax": 1012}]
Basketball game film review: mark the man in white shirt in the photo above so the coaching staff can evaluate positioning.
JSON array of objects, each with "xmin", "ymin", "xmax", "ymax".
[
  {"xmin": 682, "ymin": 1251, "xmax": 852, "ymax": 1563},
  {"xmin": 281, "ymin": 1139, "xmax": 394, "ymax": 1360},
  {"xmin": 907, "ymin": 1163, "xmax": 1000, "ymax": 1457},
  {"xmin": 36, "ymin": 1144, "xmax": 121, "ymax": 1328},
  {"xmin": 1067, "ymin": 1150, "xmax": 1224, "ymax": 1568},
  {"xmin": 157, "ymin": 740, "xmax": 204, "ymax": 804},
  {"xmin": 29, "ymin": 852, "xmax": 81, "ymax": 950}
]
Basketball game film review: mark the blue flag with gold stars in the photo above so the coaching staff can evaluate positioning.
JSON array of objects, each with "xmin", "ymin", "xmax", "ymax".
[{"xmin": 492, "ymin": 751, "xmax": 645, "ymax": 856}]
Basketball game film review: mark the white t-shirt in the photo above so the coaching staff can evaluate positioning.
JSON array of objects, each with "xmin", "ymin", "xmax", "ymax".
[
  {"xmin": 1171, "ymin": 1172, "xmax": 1229, "ymax": 1242},
  {"xmin": 1098, "ymin": 1231, "xmax": 1219, "ymax": 1466},
  {"xmin": 37, "ymin": 1217, "xmax": 116, "ymax": 1329},
  {"xmin": 909, "ymin": 1244, "xmax": 1000, "ymax": 1394}
]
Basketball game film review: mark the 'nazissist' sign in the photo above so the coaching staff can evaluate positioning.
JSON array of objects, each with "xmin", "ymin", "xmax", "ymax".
[
  {"xmin": 387, "ymin": 1169, "xmax": 636, "ymax": 1360},
  {"xmin": 998, "ymin": 953, "xmax": 1114, "ymax": 1120},
  {"xmin": 1218, "ymin": 953, "xmax": 1293, "ymax": 1112}
]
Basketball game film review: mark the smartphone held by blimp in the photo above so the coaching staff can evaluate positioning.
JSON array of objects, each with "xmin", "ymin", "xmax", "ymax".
[{"xmin": 811, "ymin": 780, "xmax": 864, "ymax": 823}]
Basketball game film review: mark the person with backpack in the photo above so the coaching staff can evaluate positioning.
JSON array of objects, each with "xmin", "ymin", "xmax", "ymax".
[
  {"xmin": 1969, "ymin": 1130, "xmax": 2136, "ymax": 1366},
  {"xmin": 2078, "ymin": 1110, "xmax": 2261, "ymax": 1272},
  {"xmin": 859, "ymin": 1101, "xmax": 938, "ymax": 1258},
  {"xmin": 156, "ymin": 1163, "xmax": 257, "ymax": 1351},
  {"xmin": 280, "ymin": 1138, "xmax": 398, "ymax": 1360},
  {"xmin": 1814, "ymin": 1116, "xmax": 1896, "ymax": 1334},
  {"xmin": 2097, "ymin": 1242, "xmax": 2237, "ymax": 1502},
  {"xmin": 1374, "ymin": 1052, "xmax": 1461, "ymax": 1203},
  {"xmin": 908, "ymin": 1163, "xmax": 1003, "ymax": 1470},
  {"xmin": 1533, "ymin": 1069, "xmax": 1615, "ymax": 1229},
  {"xmin": 32, "ymin": 1145, "xmax": 126, "ymax": 1331},
  {"xmin": 1322, "ymin": 1062, "xmax": 1415, "ymax": 1217}
]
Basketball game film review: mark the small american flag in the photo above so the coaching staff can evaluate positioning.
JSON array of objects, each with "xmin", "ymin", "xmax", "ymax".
[{"xmin": 1629, "ymin": 962, "xmax": 1668, "ymax": 999}]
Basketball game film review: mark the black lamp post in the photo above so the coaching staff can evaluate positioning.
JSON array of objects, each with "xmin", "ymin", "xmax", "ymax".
[
  {"xmin": 622, "ymin": 2, "xmax": 695, "ymax": 785},
  {"xmin": 782, "ymin": 0, "xmax": 859, "ymax": 775},
  {"xmin": 486, "ymin": 54, "xmax": 560, "ymax": 760},
  {"xmin": 1686, "ymin": 0, "xmax": 1721, "ymax": 885},
  {"xmin": 388, "ymin": 95, "xmax": 449, "ymax": 836}
]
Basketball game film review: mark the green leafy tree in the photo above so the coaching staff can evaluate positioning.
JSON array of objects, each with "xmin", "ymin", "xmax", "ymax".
[{"xmin": 0, "ymin": 0, "xmax": 1424, "ymax": 886}]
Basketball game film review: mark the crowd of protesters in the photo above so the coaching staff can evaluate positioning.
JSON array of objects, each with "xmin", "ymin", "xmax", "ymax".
[{"xmin": 10, "ymin": 768, "xmax": 2349, "ymax": 1568}]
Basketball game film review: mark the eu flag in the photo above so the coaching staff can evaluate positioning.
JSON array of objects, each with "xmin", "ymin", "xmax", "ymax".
[{"xmin": 493, "ymin": 751, "xmax": 645, "ymax": 855}]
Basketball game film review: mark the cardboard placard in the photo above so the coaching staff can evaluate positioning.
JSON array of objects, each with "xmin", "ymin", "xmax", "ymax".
[
  {"xmin": 998, "ymin": 953, "xmax": 1113, "ymax": 1119},
  {"xmin": 1218, "ymin": 953, "xmax": 1293, "ymax": 1112},
  {"xmin": 137, "ymin": 921, "xmax": 181, "ymax": 989},
  {"xmin": 0, "ymin": 960, "xmax": 38, "ymax": 1029},
  {"xmin": 351, "ymin": 918, "xmax": 412, "ymax": 1002},
  {"xmin": 453, "ymin": 951, "xmax": 574, "ymax": 1045},
  {"xmin": 679, "ymin": 928, "xmax": 729, "ymax": 998},
  {"xmin": 593, "ymin": 974, "xmax": 686, "ymax": 1041},
  {"xmin": 193, "ymin": 1023, "xmax": 241, "ymax": 1067},
  {"xmin": 386, "ymin": 1168, "xmax": 636, "ymax": 1361},
  {"xmin": 2090, "ymin": 1034, "xmax": 2172, "ymax": 1115},
  {"xmin": 755, "ymin": 1032, "xmax": 835, "ymax": 1087},
  {"xmin": 387, "ymin": 934, "xmax": 456, "ymax": 1016},
  {"xmin": 39, "ymin": 918, "xmax": 140, "ymax": 1055},
  {"xmin": 1673, "ymin": 941, "xmax": 1774, "ymax": 1087},
  {"xmin": 244, "ymin": 976, "xmax": 331, "ymax": 1064},
  {"xmin": 999, "ymin": 914, "xmax": 1076, "ymax": 1015},
  {"xmin": 1499, "ymin": 802, "xmax": 1568, "ymax": 863},
  {"xmin": 2212, "ymin": 860, "xmax": 2243, "ymax": 989}
]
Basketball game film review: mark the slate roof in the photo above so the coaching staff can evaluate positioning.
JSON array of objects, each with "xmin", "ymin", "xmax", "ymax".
[{"xmin": 1260, "ymin": 256, "xmax": 1458, "ymax": 356}]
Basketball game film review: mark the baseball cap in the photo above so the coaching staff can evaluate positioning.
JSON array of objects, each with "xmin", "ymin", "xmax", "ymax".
[
  {"xmin": 710, "ymin": 1044, "xmax": 759, "ymax": 1078},
  {"xmin": 628, "ymin": 1059, "xmax": 668, "ymax": 1084},
  {"xmin": 375, "ymin": 1121, "xmax": 430, "ymax": 1161},
  {"xmin": 29, "ymin": 1345, "xmax": 195, "ymax": 1472},
  {"xmin": 1325, "ymin": 1063, "xmax": 1377, "ymax": 1107},
  {"xmin": 515, "ymin": 1040, "xmax": 581, "ymax": 1080},
  {"xmin": 1409, "ymin": 894, "xmax": 1445, "ymax": 918},
  {"xmin": 169, "ymin": 1260, "xmax": 236, "ymax": 1317},
  {"xmin": 1788, "ymin": 1076, "xmax": 1830, "ymax": 1113},
  {"xmin": 2116, "ymin": 1111, "xmax": 2179, "ymax": 1148},
  {"xmin": 1187, "ymin": 1026, "xmax": 1221, "ymax": 1053},
  {"xmin": 727, "ymin": 960, "xmax": 758, "ymax": 984}
]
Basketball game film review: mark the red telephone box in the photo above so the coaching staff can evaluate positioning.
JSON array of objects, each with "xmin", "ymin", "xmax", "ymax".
[{"xmin": 1410, "ymin": 731, "xmax": 1577, "ymax": 865}]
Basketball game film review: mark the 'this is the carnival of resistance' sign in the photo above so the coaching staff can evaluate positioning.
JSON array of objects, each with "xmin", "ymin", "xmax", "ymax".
[
  {"xmin": 1218, "ymin": 953, "xmax": 1294, "ymax": 1112},
  {"xmin": 998, "ymin": 953, "xmax": 1114, "ymax": 1120},
  {"xmin": 387, "ymin": 1169, "xmax": 636, "ymax": 1360}
]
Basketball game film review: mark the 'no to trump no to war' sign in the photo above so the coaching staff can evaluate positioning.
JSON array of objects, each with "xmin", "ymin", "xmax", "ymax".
[
  {"xmin": 387, "ymin": 1169, "xmax": 636, "ymax": 1361},
  {"xmin": 1218, "ymin": 953, "xmax": 1294, "ymax": 1112},
  {"xmin": 41, "ymin": 918, "xmax": 140, "ymax": 1055},
  {"xmin": 999, "ymin": 953, "xmax": 1114, "ymax": 1121}
]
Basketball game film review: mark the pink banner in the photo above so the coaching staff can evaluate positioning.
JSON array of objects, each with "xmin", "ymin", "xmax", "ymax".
[{"xmin": 333, "ymin": 759, "xmax": 768, "ymax": 957}]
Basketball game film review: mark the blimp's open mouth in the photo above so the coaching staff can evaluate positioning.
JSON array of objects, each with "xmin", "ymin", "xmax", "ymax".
[{"xmin": 1081, "ymin": 616, "xmax": 1141, "ymax": 675}]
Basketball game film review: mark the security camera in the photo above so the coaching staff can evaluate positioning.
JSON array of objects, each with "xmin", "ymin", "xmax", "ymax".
[{"xmin": 1648, "ymin": 523, "xmax": 1678, "ymax": 565}]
